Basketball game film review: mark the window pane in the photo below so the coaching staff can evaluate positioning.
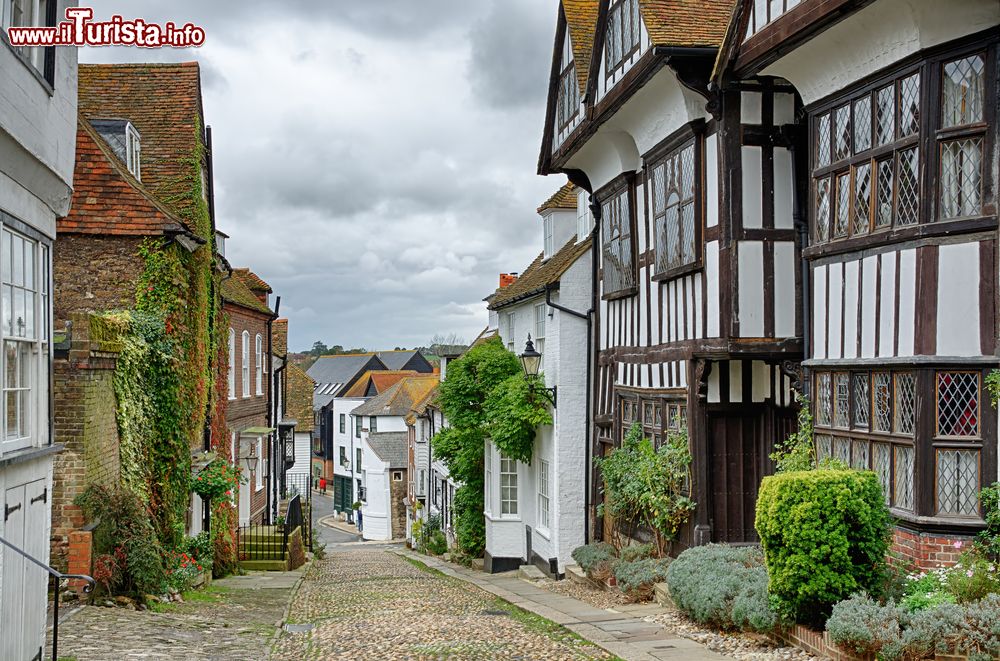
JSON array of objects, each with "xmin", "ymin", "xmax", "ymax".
[
  {"xmin": 937, "ymin": 371, "xmax": 980, "ymax": 437},
  {"xmin": 873, "ymin": 372, "xmax": 891, "ymax": 432},
  {"xmin": 834, "ymin": 105, "xmax": 851, "ymax": 162},
  {"xmin": 4, "ymin": 341, "xmax": 15, "ymax": 388},
  {"xmin": 874, "ymin": 159, "xmax": 894, "ymax": 229},
  {"xmin": 875, "ymin": 85, "xmax": 895, "ymax": 146},
  {"xmin": 22, "ymin": 241, "xmax": 33, "ymax": 290},
  {"xmin": 852, "ymin": 439, "xmax": 869, "ymax": 470},
  {"xmin": 816, "ymin": 434, "xmax": 832, "ymax": 462},
  {"xmin": 680, "ymin": 145, "xmax": 694, "ymax": 199},
  {"xmin": 2, "ymin": 285, "xmax": 11, "ymax": 337},
  {"xmin": 895, "ymin": 148, "xmax": 919, "ymax": 226},
  {"xmin": 11, "ymin": 234, "xmax": 23, "ymax": 287},
  {"xmin": 873, "ymin": 443, "xmax": 891, "ymax": 505},
  {"xmin": 1, "ymin": 231, "xmax": 10, "ymax": 284},
  {"xmin": 681, "ymin": 203, "xmax": 695, "ymax": 264},
  {"xmin": 937, "ymin": 449, "xmax": 980, "ymax": 516},
  {"xmin": 834, "ymin": 173, "xmax": 850, "ymax": 238},
  {"xmin": 893, "ymin": 373, "xmax": 915, "ymax": 436},
  {"xmin": 665, "ymin": 203, "xmax": 679, "ymax": 266},
  {"xmin": 852, "ymin": 163, "xmax": 871, "ymax": 235},
  {"xmin": 834, "ymin": 373, "xmax": 849, "ymax": 428},
  {"xmin": 942, "ymin": 55, "xmax": 985, "ymax": 128},
  {"xmin": 817, "ymin": 113, "xmax": 831, "ymax": 167},
  {"xmin": 853, "ymin": 96, "xmax": 871, "ymax": 153},
  {"xmin": 898, "ymin": 74, "xmax": 920, "ymax": 137},
  {"xmin": 894, "ymin": 445, "xmax": 914, "ymax": 510},
  {"xmin": 815, "ymin": 177, "xmax": 831, "ymax": 242},
  {"xmin": 940, "ymin": 138, "xmax": 983, "ymax": 219},
  {"xmin": 12, "ymin": 288, "xmax": 24, "ymax": 338},
  {"xmin": 652, "ymin": 164, "xmax": 665, "ymax": 214},
  {"xmin": 816, "ymin": 373, "xmax": 832, "ymax": 426},
  {"xmin": 834, "ymin": 437, "xmax": 850, "ymax": 465},
  {"xmin": 853, "ymin": 373, "xmax": 870, "ymax": 428}
]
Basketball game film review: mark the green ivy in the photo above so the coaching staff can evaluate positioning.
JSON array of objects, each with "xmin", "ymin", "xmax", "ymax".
[{"xmin": 770, "ymin": 393, "xmax": 816, "ymax": 473}]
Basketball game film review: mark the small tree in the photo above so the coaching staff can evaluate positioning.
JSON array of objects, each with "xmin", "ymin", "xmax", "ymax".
[{"xmin": 594, "ymin": 423, "xmax": 695, "ymax": 556}]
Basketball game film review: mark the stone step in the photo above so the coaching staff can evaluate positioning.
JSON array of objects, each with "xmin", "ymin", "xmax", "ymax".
[
  {"xmin": 565, "ymin": 564, "xmax": 588, "ymax": 585},
  {"xmin": 518, "ymin": 564, "xmax": 546, "ymax": 581},
  {"xmin": 239, "ymin": 559, "xmax": 289, "ymax": 572},
  {"xmin": 653, "ymin": 582, "xmax": 674, "ymax": 609}
]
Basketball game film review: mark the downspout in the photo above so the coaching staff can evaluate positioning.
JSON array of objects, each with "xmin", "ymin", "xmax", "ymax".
[
  {"xmin": 587, "ymin": 199, "xmax": 601, "ymax": 543},
  {"xmin": 266, "ymin": 296, "xmax": 281, "ymax": 522}
]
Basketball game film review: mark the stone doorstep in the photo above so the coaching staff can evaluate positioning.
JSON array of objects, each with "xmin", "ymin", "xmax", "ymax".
[{"xmin": 518, "ymin": 564, "xmax": 547, "ymax": 581}]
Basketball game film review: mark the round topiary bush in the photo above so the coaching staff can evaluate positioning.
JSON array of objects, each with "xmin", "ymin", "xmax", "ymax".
[
  {"xmin": 755, "ymin": 469, "xmax": 892, "ymax": 626},
  {"xmin": 666, "ymin": 543, "xmax": 778, "ymax": 632}
]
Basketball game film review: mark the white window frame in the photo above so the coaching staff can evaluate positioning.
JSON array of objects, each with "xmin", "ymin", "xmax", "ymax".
[
  {"xmin": 2, "ymin": 0, "xmax": 51, "ymax": 74},
  {"xmin": 255, "ymin": 437, "xmax": 263, "ymax": 490},
  {"xmin": 125, "ymin": 123, "xmax": 141, "ymax": 180},
  {"xmin": 255, "ymin": 333, "xmax": 263, "ymax": 395},
  {"xmin": 538, "ymin": 459, "xmax": 551, "ymax": 532},
  {"xmin": 241, "ymin": 330, "xmax": 250, "ymax": 398},
  {"xmin": 505, "ymin": 312, "xmax": 515, "ymax": 352},
  {"xmin": 543, "ymin": 215, "xmax": 554, "ymax": 258},
  {"xmin": 534, "ymin": 304, "xmax": 546, "ymax": 359},
  {"xmin": 1, "ymin": 225, "xmax": 47, "ymax": 455},
  {"xmin": 484, "ymin": 443, "xmax": 493, "ymax": 515},
  {"xmin": 227, "ymin": 329, "xmax": 236, "ymax": 399},
  {"xmin": 577, "ymin": 190, "xmax": 591, "ymax": 242},
  {"xmin": 500, "ymin": 454, "xmax": 518, "ymax": 517}
]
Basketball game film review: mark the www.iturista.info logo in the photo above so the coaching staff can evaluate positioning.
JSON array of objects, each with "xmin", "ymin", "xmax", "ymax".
[{"xmin": 6, "ymin": 7, "xmax": 205, "ymax": 49}]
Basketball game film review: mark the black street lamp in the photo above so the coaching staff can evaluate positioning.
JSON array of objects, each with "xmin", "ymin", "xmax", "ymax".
[
  {"xmin": 242, "ymin": 446, "xmax": 259, "ymax": 476},
  {"xmin": 520, "ymin": 334, "xmax": 556, "ymax": 408}
]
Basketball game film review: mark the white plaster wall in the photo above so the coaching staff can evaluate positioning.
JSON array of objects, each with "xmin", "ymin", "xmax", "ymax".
[
  {"xmin": 737, "ymin": 241, "xmax": 765, "ymax": 337},
  {"xmin": 544, "ymin": 207, "xmax": 577, "ymax": 254},
  {"xmin": 937, "ymin": 242, "xmax": 981, "ymax": 357},
  {"xmin": 360, "ymin": 444, "xmax": 391, "ymax": 541},
  {"xmin": 762, "ymin": 0, "xmax": 999, "ymax": 106},
  {"xmin": 333, "ymin": 397, "xmax": 365, "ymax": 479}
]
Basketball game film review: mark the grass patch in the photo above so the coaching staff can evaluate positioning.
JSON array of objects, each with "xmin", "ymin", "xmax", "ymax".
[
  {"xmin": 400, "ymin": 554, "xmax": 447, "ymax": 578},
  {"xmin": 148, "ymin": 584, "xmax": 227, "ymax": 612},
  {"xmin": 488, "ymin": 597, "xmax": 623, "ymax": 659}
]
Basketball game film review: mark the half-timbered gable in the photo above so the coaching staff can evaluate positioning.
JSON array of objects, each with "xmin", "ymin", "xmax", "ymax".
[
  {"xmin": 545, "ymin": 1, "xmax": 600, "ymax": 155},
  {"xmin": 717, "ymin": 0, "xmax": 1000, "ymax": 563}
]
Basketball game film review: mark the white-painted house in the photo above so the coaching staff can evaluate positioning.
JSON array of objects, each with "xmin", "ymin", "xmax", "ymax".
[
  {"xmin": 484, "ymin": 183, "xmax": 593, "ymax": 576},
  {"xmin": 1, "ymin": 2, "xmax": 78, "ymax": 658}
]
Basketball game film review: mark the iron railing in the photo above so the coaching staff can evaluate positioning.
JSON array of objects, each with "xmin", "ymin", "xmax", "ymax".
[
  {"xmin": 236, "ymin": 522, "xmax": 287, "ymax": 561},
  {"xmin": 0, "ymin": 534, "xmax": 95, "ymax": 661},
  {"xmin": 282, "ymin": 474, "xmax": 313, "ymax": 550}
]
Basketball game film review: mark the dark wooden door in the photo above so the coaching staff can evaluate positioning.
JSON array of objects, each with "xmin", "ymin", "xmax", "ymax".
[{"xmin": 707, "ymin": 409, "xmax": 777, "ymax": 544}]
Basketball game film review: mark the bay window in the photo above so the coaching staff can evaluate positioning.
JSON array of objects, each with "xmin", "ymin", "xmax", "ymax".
[{"xmin": 500, "ymin": 455, "xmax": 518, "ymax": 516}]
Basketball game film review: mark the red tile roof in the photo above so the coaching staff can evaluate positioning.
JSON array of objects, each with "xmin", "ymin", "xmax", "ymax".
[
  {"xmin": 563, "ymin": 0, "xmax": 601, "ymax": 91},
  {"xmin": 537, "ymin": 181, "xmax": 579, "ymax": 214},
  {"xmin": 221, "ymin": 271, "xmax": 272, "ymax": 316},
  {"xmin": 59, "ymin": 120, "xmax": 191, "ymax": 237},
  {"xmin": 78, "ymin": 62, "xmax": 205, "ymax": 224},
  {"xmin": 341, "ymin": 370, "xmax": 417, "ymax": 399},
  {"xmin": 232, "ymin": 268, "xmax": 273, "ymax": 294}
]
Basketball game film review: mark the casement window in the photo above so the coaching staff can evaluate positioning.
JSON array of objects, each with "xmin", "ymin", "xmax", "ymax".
[
  {"xmin": 744, "ymin": 0, "xmax": 797, "ymax": 40},
  {"xmin": 339, "ymin": 413, "xmax": 345, "ymax": 434},
  {"xmin": 356, "ymin": 448, "xmax": 362, "ymax": 473},
  {"xmin": 484, "ymin": 444, "xmax": 493, "ymax": 514},
  {"xmin": 605, "ymin": 0, "xmax": 641, "ymax": 76},
  {"xmin": 2, "ymin": 0, "xmax": 56, "ymax": 84},
  {"xmin": 125, "ymin": 124, "xmax": 142, "ymax": 180},
  {"xmin": 934, "ymin": 371, "xmax": 982, "ymax": 517},
  {"xmin": 339, "ymin": 446, "xmax": 347, "ymax": 467},
  {"xmin": 577, "ymin": 191, "xmax": 592, "ymax": 242},
  {"xmin": 1, "ymin": 225, "xmax": 48, "ymax": 454},
  {"xmin": 543, "ymin": 215, "xmax": 555, "ymax": 259},
  {"xmin": 241, "ymin": 331, "xmax": 250, "ymax": 398},
  {"xmin": 810, "ymin": 42, "xmax": 995, "ymax": 246},
  {"xmin": 538, "ymin": 459, "xmax": 551, "ymax": 531},
  {"xmin": 227, "ymin": 329, "xmax": 236, "ymax": 399},
  {"xmin": 555, "ymin": 31, "xmax": 579, "ymax": 131},
  {"xmin": 370, "ymin": 416, "xmax": 377, "ymax": 433},
  {"xmin": 417, "ymin": 469, "xmax": 426, "ymax": 496},
  {"xmin": 254, "ymin": 334, "xmax": 263, "ymax": 395},
  {"xmin": 255, "ymin": 438, "xmax": 263, "ymax": 490},
  {"xmin": 355, "ymin": 415, "xmax": 361, "ymax": 438},
  {"xmin": 505, "ymin": 312, "xmax": 515, "ymax": 352},
  {"xmin": 651, "ymin": 140, "xmax": 699, "ymax": 276},
  {"xmin": 534, "ymin": 303, "xmax": 546, "ymax": 359},
  {"xmin": 500, "ymin": 454, "xmax": 518, "ymax": 516},
  {"xmin": 600, "ymin": 184, "xmax": 636, "ymax": 297},
  {"xmin": 619, "ymin": 393, "xmax": 686, "ymax": 448}
]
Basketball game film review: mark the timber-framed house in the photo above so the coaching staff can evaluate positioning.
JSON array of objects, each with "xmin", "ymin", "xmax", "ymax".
[
  {"xmin": 539, "ymin": 0, "xmax": 804, "ymax": 548},
  {"xmin": 714, "ymin": 0, "xmax": 1000, "ymax": 564}
]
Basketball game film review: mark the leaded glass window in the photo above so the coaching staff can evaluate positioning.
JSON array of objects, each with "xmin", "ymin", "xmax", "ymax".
[
  {"xmin": 853, "ymin": 96, "xmax": 872, "ymax": 153},
  {"xmin": 874, "ymin": 159, "xmax": 893, "ymax": 228},
  {"xmin": 895, "ymin": 148, "xmax": 919, "ymax": 226},
  {"xmin": 652, "ymin": 142, "xmax": 698, "ymax": 274},
  {"xmin": 936, "ymin": 449, "xmax": 980, "ymax": 516},
  {"xmin": 852, "ymin": 439, "xmax": 869, "ymax": 470},
  {"xmin": 894, "ymin": 445, "xmax": 914, "ymax": 511},
  {"xmin": 853, "ymin": 373, "xmax": 870, "ymax": 429},
  {"xmin": 834, "ymin": 373, "xmax": 849, "ymax": 428},
  {"xmin": 940, "ymin": 138, "xmax": 983, "ymax": 219},
  {"xmin": 834, "ymin": 173, "xmax": 850, "ymax": 238},
  {"xmin": 853, "ymin": 163, "xmax": 872, "ymax": 235},
  {"xmin": 936, "ymin": 371, "xmax": 979, "ymax": 438},
  {"xmin": 873, "ymin": 443, "xmax": 891, "ymax": 505},
  {"xmin": 893, "ymin": 373, "xmax": 916, "ymax": 436},
  {"xmin": 816, "ymin": 177, "xmax": 831, "ymax": 242},
  {"xmin": 816, "ymin": 434, "xmax": 832, "ymax": 462},
  {"xmin": 942, "ymin": 55, "xmax": 985, "ymax": 128},
  {"xmin": 834, "ymin": 437, "xmax": 850, "ymax": 465},
  {"xmin": 898, "ymin": 74, "xmax": 920, "ymax": 137},
  {"xmin": 605, "ymin": 0, "xmax": 641, "ymax": 75},
  {"xmin": 816, "ymin": 372, "xmax": 832, "ymax": 426},
  {"xmin": 601, "ymin": 186, "xmax": 636, "ymax": 296},
  {"xmin": 834, "ymin": 104, "xmax": 851, "ymax": 162},
  {"xmin": 875, "ymin": 85, "xmax": 895, "ymax": 146},
  {"xmin": 873, "ymin": 372, "xmax": 892, "ymax": 433}
]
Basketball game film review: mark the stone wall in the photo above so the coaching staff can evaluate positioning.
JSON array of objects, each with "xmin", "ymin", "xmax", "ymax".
[
  {"xmin": 390, "ymin": 469, "xmax": 408, "ymax": 539},
  {"xmin": 51, "ymin": 313, "xmax": 123, "ymax": 569},
  {"xmin": 53, "ymin": 234, "xmax": 145, "ymax": 328}
]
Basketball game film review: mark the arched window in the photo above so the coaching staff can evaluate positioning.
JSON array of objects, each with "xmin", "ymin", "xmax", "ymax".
[
  {"xmin": 227, "ymin": 329, "xmax": 236, "ymax": 399},
  {"xmin": 255, "ymin": 334, "xmax": 263, "ymax": 395},
  {"xmin": 241, "ymin": 331, "xmax": 250, "ymax": 398}
]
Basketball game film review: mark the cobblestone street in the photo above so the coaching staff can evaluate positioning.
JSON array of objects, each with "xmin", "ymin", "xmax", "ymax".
[{"xmin": 270, "ymin": 550, "xmax": 615, "ymax": 660}]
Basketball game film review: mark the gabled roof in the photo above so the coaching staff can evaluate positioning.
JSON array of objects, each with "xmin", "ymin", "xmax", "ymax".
[
  {"xmin": 376, "ymin": 350, "xmax": 433, "ymax": 373},
  {"xmin": 341, "ymin": 370, "xmax": 418, "ymax": 399},
  {"xmin": 286, "ymin": 363, "xmax": 315, "ymax": 433},
  {"xmin": 351, "ymin": 375, "xmax": 440, "ymax": 418},
  {"xmin": 78, "ymin": 63, "xmax": 205, "ymax": 223},
  {"xmin": 637, "ymin": 0, "xmax": 734, "ymax": 49},
  {"xmin": 60, "ymin": 120, "xmax": 196, "ymax": 238},
  {"xmin": 233, "ymin": 268, "xmax": 272, "ymax": 294},
  {"xmin": 563, "ymin": 0, "xmax": 601, "ymax": 91},
  {"xmin": 537, "ymin": 182, "xmax": 578, "ymax": 214},
  {"xmin": 272, "ymin": 319, "xmax": 288, "ymax": 357},
  {"xmin": 489, "ymin": 236, "xmax": 592, "ymax": 310},
  {"xmin": 405, "ymin": 383, "xmax": 441, "ymax": 425},
  {"xmin": 222, "ymin": 270, "xmax": 272, "ymax": 315},
  {"xmin": 307, "ymin": 354, "xmax": 387, "ymax": 396},
  {"xmin": 366, "ymin": 432, "xmax": 409, "ymax": 469}
]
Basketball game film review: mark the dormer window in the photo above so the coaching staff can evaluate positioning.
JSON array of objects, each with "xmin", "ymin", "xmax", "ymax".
[
  {"xmin": 605, "ymin": 0, "xmax": 641, "ymax": 77},
  {"xmin": 126, "ymin": 123, "xmax": 142, "ymax": 180},
  {"xmin": 543, "ymin": 215, "xmax": 554, "ymax": 259},
  {"xmin": 555, "ymin": 30, "xmax": 578, "ymax": 131}
]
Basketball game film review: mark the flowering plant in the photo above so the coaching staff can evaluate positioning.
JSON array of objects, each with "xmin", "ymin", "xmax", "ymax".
[
  {"xmin": 902, "ymin": 547, "xmax": 1000, "ymax": 610},
  {"xmin": 191, "ymin": 460, "xmax": 243, "ymax": 501},
  {"xmin": 164, "ymin": 550, "xmax": 204, "ymax": 592}
]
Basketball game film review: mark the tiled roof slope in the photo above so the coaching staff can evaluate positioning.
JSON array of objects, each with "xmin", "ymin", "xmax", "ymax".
[
  {"xmin": 233, "ymin": 268, "xmax": 272, "ymax": 294},
  {"xmin": 351, "ymin": 376, "xmax": 439, "ymax": 418},
  {"xmin": 489, "ymin": 236, "xmax": 592, "ymax": 310},
  {"xmin": 60, "ymin": 120, "xmax": 191, "ymax": 237},
  {"xmin": 307, "ymin": 354, "xmax": 386, "ymax": 389},
  {"xmin": 563, "ymin": 0, "xmax": 601, "ymax": 91},
  {"xmin": 376, "ymin": 350, "xmax": 431, "ymax": 372},
  {"xmin": 272, "ymin": 319, "xmax": 288, "ymax": 357},
  {"xmin": 341, "ymin": 370, "xmax": 417, "ymax": 399},
  {"xmin": 78, "ymin": 63, "xmax": 205, "ymax": 225},
  {"xmin": 638, "ymin": 0, "xmax": 734, "ymax": 48},
  {"xmin": 366, "ymin": 432, "xmax": 409, "ymax": 469},
  {"xmin": 537, "ymin": 182, "xmax": 578, "ymax": 214},
  {"xmin": 222, "ymin": 270, "xmax": 272, "ymax": 315},
  {"xmin": 286, "ymin": 363, "xmax": 315, "ymax": 433}
]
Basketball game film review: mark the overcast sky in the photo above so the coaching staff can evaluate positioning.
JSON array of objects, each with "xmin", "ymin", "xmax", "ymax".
[{"xmin": 82, "ymin": 1, "xmax": 563, "ymax": 352}]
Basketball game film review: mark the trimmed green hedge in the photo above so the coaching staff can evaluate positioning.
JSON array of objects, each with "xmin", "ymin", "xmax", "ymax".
[{"xmin": 755, "ymin": 469, "xmax": 891, "ymax": 626}]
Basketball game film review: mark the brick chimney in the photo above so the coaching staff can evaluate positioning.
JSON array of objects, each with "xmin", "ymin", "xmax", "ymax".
[{"xmin": 499, "ymin": 272, "xmax": 519, "ymax": 289}]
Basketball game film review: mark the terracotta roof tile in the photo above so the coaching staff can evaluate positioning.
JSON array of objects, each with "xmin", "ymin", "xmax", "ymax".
[
  {"xmin": 537, "ymin": 181, "xmax": 579, "ymax": 214},
  {"xmin": 563, "ymin": 0, "xmax": 601, "ymax": 91},
  {"xmin": 273, "ymin": 319, "xmax": 288, "ymax": 357},
  {"xmin": 638, "ymin": 0, "xmax": 735, "ymax": 48},
  {"xmin": 489, "ymin": 236, "xmax": 592, "ymax": 310},
  {"xmin": 341, "ymin": 370, "xmax": 418, "ymax": 399},
  {"xmin": 78, "ymin": 63, "xmax": 205, "ymax": 225},
  {"xmin": 351, "ymin": 376, "xmax": 440, "ymax": 418},
  {"xmin": 60, "ymin": 120, "xmax": 191, "ymax": 237},
  {"xmin": 286, "ymin": 363, "xmax": 315, "ymax": 433},
  {"xmin": 222, "ymin": 270, "xmax": 272, "ymax": 315},
  {"xmin": 232, "ymin": 268, "xmax": 272, "ymax": 294}
]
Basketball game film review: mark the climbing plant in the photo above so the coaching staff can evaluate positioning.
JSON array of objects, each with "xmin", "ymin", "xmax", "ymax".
[
  {"xmin": 432, "ymin": 337, "xmax": 551, "ymax": 556},
  {"xmin": 770, "ymin": 393, "xmax": 816, "ymax": 473}
]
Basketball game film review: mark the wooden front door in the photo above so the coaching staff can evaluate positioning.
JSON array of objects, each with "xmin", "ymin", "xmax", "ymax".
[
  {"xmin": 3, "ymin": 479, "xmax": 48, "ymax": 661},
  {"xmin": 706, "ymin": 410, "xmax": 776, "ymax": 544}
]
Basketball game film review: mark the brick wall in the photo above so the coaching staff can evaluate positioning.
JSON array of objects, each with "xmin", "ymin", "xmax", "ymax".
[
  {"xmin": 892, "ymin": 528, "xmax": 974, "ymax": 570},
  {"xmin": 390, "ymin": 469, "xmax": 408, "ymax": 539},
  {"xmin": 53, "ymin": 234, "xmax": 145, "ymax": 327},
  {"xmin": 51, "ymin": 313, "xmax": 123, "ymax": 569}
]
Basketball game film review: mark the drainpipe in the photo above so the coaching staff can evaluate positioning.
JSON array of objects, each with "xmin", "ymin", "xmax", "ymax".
[
  {"xmin": 266, "ymin": 296, "xmax": 281, "ymax": 523},
  {"xmin": 587, "ymin": 199, "xmax": 601, "ymax": 543}
]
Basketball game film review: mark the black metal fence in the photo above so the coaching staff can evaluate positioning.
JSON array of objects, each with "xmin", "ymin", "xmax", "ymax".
[
  {"xmin": 236, "ymin": 522, "xmax": 286, "ymax": 561},
  {"xmin": 282, "ymin": 473, "xmax": 313, "ymax": 550}
]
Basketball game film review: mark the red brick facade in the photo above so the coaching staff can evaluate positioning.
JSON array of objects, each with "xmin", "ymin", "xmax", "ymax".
[{"xmin": 891, "ymin": 527, "xmax": 976, "ymax": 570}]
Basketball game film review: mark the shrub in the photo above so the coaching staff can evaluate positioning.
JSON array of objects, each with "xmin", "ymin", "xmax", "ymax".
[
  {"xmin": 895, "ymin": 603, "xmax": 966, "ymax": 659},
  {"xmin": 426, "ymin": 530, "xmax": 448, "ymax": 556},
  {"xmin": 614, "ymin": 558, "xmax": 671, "ymax": 601},
  {"xmin": 666, "ymin": 544, "xmax": 778, "ymax": 633},
  {"xmin": 755, "ymin": 469, "xmax": 891, "ymax": 626},
  {"xmin": 977, "ymin": 482, "xmax": 1000, "ymax": 561},
  {"xmin": 619, "ymin": 543, "xmax": 657, "ymax": 562},
  {"xmin": 944, "ymin": 552, "xmax": 1000, "ymax": 603},
  {"xmin": 900, "ymin": 569, "xmax": 956, "ymax": 612},
  {"xmin": 957, "ymin": 593, "xmax": 1000, "ymax": 660},
  {"xmin": 770, "ymin": 394, "xmax": 815, "ymax": 473},
  {"xmin": 572, "ymin": 543, "xmax": 617, "ymax": 581},
  {"xmin": 825, "ymin": 593, "xmax": 903, "ymax": 656}
]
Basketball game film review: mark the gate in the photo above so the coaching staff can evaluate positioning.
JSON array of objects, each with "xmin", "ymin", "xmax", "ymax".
[{"xmin": 281, "ymin": 473, "xmax": 313, "ymax": 551}]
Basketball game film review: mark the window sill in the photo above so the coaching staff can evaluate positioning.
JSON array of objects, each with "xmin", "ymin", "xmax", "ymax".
[
  {"xmin": 534, "ymin": 526, "xmax": 551, "ymax": 541},
  {"xmin": 803, "ymin": 215, "xmax": 997, "ymax": 259},
  {"xmin": 602, "ymin": 286, "xmax": 638, "ymax": 301},
  {"xmin": 0, "ymin": 443, "xmax": 63, "ymax": 468},
  {"xmin": 652, "ymin": 261, "xmax": 703, "ymax": 283}
]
